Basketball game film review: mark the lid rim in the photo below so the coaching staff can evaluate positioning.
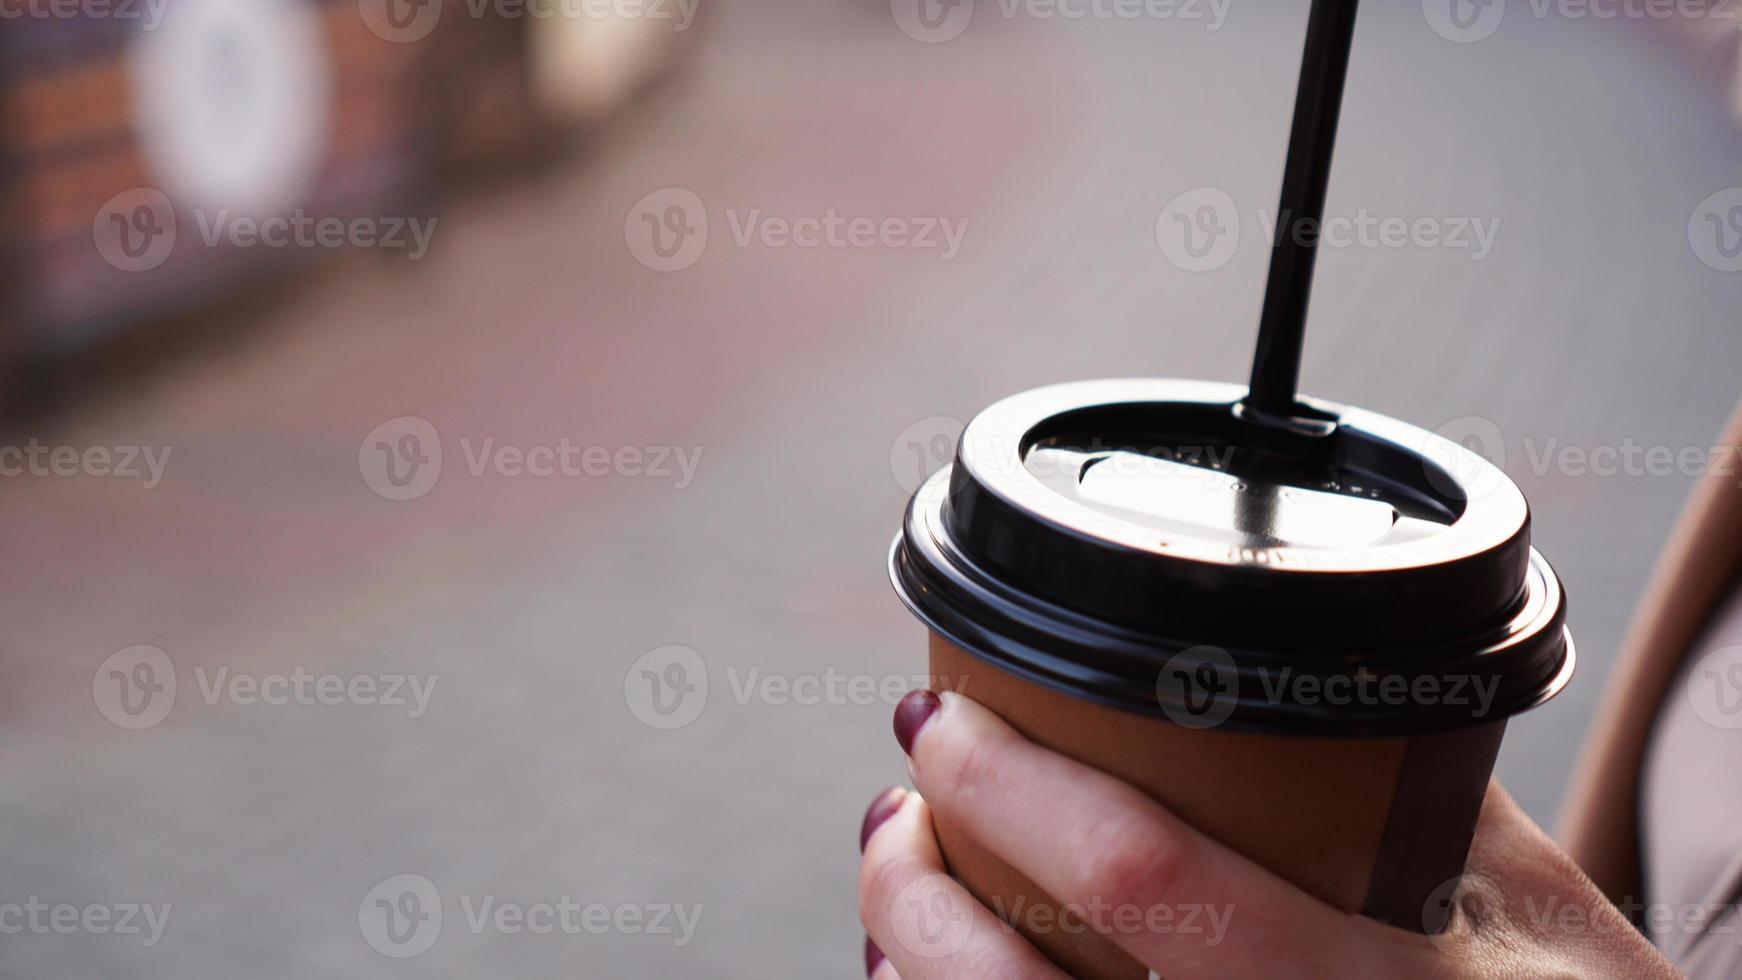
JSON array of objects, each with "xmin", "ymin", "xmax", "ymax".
[{"xmin": 891, "ymin": 527, "xmax": 1575, "ymax": 736}]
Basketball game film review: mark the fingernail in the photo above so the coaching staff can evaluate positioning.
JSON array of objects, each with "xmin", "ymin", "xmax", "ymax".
[
  {"xmin": 894, "ymin": 689, "xmax": 940, "ymax": 756},
  {"xmin": 860, "ymin": 786, "xmax": 905, "ymax": 852},
  {"xmin": 865, "ymin": 935, "xmax": 886, "ymax": 976}
]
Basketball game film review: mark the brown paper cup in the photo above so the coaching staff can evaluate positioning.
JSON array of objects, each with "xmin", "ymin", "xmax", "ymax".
[
  {"xmin": 890, "ymin": 381, "xmax": 1571, "ymax": 977},
  {"xmin": 927, "ymin": 634, "xmax": 1504, "ymax": 980}
]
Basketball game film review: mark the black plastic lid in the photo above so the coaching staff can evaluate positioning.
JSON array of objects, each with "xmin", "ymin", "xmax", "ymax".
[{"xmin": 891, "ymin": 379, "xmax": 1574, "ymax": 735}]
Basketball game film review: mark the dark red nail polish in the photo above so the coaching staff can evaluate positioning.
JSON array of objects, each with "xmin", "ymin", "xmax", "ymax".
[
  {"xmin": 865, "ymin": 935, "xmax": 886, "ymax": 976},
  {"xmin": 893, "ymin": 689, "xmax": 940, "ymax": 756},
  {"xmin": 860, "ymin": 787, "xmax": 905, "ymax": 852}
]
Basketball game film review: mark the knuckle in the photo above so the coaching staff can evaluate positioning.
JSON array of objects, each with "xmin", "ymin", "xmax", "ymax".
[
  {"xmin": 1070, "ymin": 813, "xmax": 1191, "ymax": 913},
  {"xmin": 934, "ymin": 732, "xmax": 1009, "ymax": 806}
]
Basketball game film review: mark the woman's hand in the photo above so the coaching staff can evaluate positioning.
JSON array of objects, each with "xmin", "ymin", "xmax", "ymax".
[{"xmin": 857, "ymin": 690, "xmax": 1680, "ymax": 979}]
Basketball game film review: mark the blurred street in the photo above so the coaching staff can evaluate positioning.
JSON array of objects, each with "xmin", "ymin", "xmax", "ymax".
[{"xmin": 3, "ymin": 1, "xmax": 1741, "ymax": 975}]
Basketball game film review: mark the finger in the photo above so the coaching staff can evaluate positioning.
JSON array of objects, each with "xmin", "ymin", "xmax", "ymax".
[
  {"xmin": 866, "ymin": 936, "xmax": 900, "ymax": 979},
  {"xmin": 858, "ymin": 789, "xmax": 1071, "ymax": 980},
  {"xmin": 897, "ymin": 690, "xmax": 1413, "ymax": 979}
]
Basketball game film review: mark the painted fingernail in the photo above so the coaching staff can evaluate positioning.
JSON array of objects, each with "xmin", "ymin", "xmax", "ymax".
[
  {"xmin": 865, "ymin": 935, "xmax": 886, "ymax": 976},
  {"xmin": 893, "ymin": 689, "xmax": 941, "ymax": 756},
  {"xmin": 860, "ymin": 787, "xmax": 906, "ymax": 852}
]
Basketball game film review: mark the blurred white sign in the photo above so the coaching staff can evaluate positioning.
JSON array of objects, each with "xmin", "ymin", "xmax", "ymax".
[{"xmin": 129, "ymin": 0, "xmax": 332, "ymax": 217}]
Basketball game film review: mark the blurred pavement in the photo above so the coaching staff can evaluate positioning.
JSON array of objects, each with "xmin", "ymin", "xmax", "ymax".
[{"xmin": 3, "ymin": 1, "xmax": 1742, "ymax": 976}]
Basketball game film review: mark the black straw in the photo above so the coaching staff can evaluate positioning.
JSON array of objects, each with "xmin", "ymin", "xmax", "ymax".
[{"xmin": 1246, "ymin": 0, "xmax": 1360, "ymax": 418}]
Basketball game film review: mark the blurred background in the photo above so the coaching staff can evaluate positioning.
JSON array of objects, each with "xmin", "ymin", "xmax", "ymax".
[{"xmin": 3, "ymin": 0, "xmax": 1742, "ymax": 975}]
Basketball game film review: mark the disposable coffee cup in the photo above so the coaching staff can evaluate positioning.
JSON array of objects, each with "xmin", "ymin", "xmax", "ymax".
[{"xmin": 890, "ymin": 378, "xmax": 1573, "ymax": 980}]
